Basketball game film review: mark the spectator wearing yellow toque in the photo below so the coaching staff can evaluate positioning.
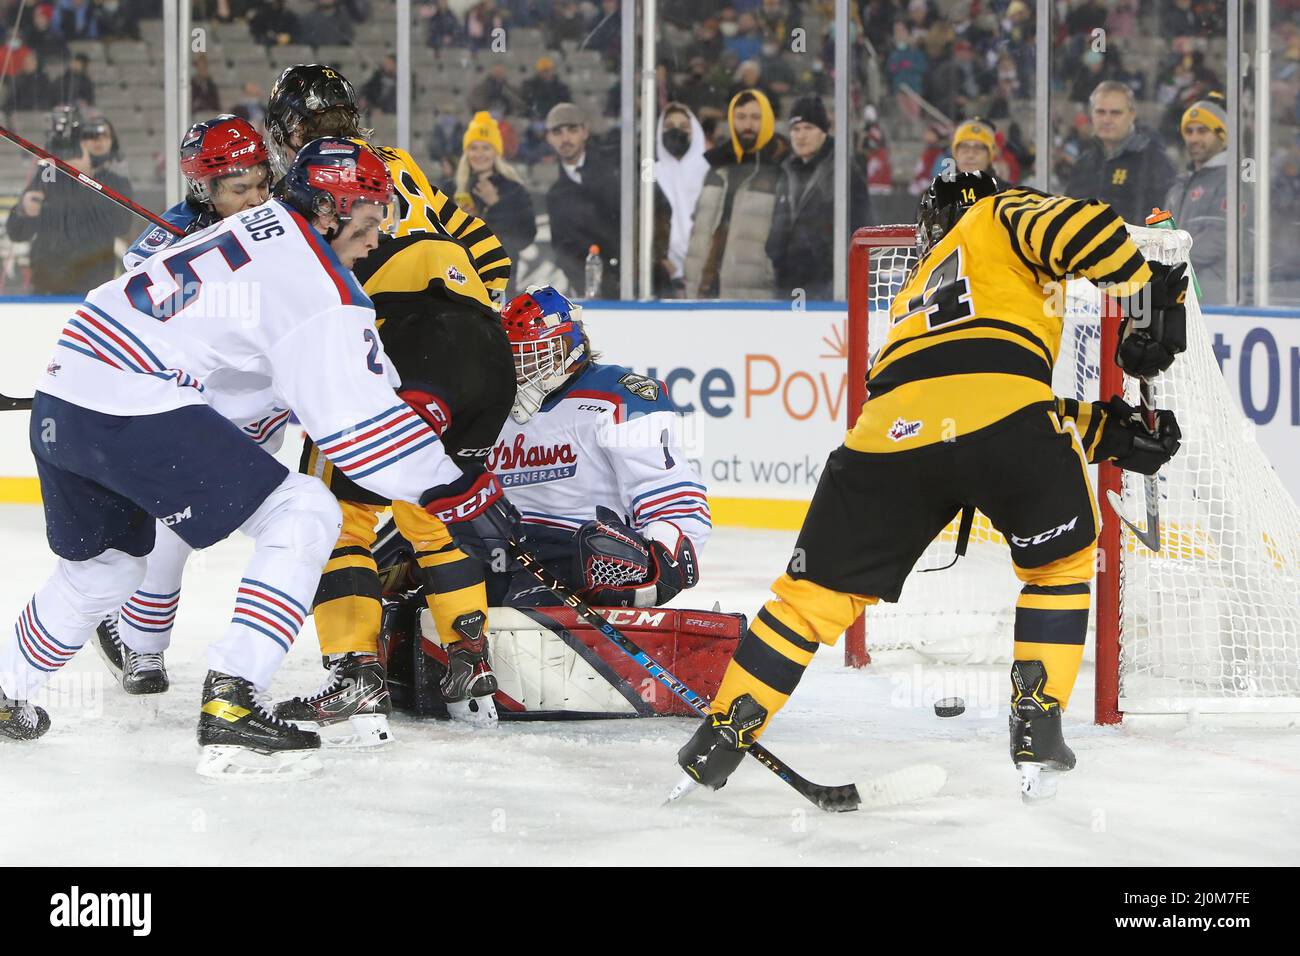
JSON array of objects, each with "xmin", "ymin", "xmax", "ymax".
[
  {"xmin": 446, "ymin": 111, "xmax": 537, "ymax": 285},
  {"xmin": 1165, "ymin": 93, "xmax": 1235, "ymax": 303}
]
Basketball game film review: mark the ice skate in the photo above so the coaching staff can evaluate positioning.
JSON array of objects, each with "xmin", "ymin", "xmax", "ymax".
[
  {"xmin": 197, "ymin": 671, "xmax": 321, "ymax": 779},
  {"xmin": 441, "ymin": 611, "xmax": 498, "ymax": 727},
  {"xmin": 274, "ymin": 652, "xmax": 393, "ymax": 748},
  {"xmin": 0, "ymin": 688, "xmax": 50, "ymax": 741}
]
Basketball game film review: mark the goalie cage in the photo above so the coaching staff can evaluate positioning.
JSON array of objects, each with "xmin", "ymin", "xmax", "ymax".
[{"xmin": 845, "ymin": 223, "xmax": 1300, "ymax": 723}]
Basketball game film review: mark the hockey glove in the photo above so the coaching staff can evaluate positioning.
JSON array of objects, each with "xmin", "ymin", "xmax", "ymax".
[
  {"xmin": 1093, "ymin": 396, "xmax": 1182, "ymax": 476},
  {"xmin": 1116, "ymin": 261, "xmax": 1188, "ymax": 378},
  {"xmin": 677, "ymin": 695, "xmax": 767, "ymax": 790},
  {"xmin": 421, "ymin": 470, "xmax": 521, "ymax": 565},
  {"xmin": 575, "ymin": 507, "xmax": 699, "ymax": 607}
]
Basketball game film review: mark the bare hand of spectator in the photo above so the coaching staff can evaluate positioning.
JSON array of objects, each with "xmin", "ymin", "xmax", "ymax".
[
  {"xmin": 20, "ymin": 190, "xmax": 44, "ymax": 217},
  {"xmin": 472, "ymin": 176, "xmax": 499, "ymax": 208}
]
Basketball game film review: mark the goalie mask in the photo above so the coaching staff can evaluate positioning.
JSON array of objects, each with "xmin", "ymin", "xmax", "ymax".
[
  {"xmin": 917, "ymin": 168, "xmax": 1000, "ymax": 255},
  {"xmin": 501, "ymin": 286, "xmax": 590, "ymax": 424}
]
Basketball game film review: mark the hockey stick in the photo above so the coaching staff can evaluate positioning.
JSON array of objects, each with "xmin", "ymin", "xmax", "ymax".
[
  {"xmin": 505, "ymin": 540, "xmax": 862, "ymax": 811},
  {"xmin": 0, "ymin": 124, "xmax": 185, "ymax": 236},
  {"xmin": 1104, "ymin": 376, "xmax": 1162, "ymax": 553},
  {"xmin": 0, "ymin": 393, "xmax": 33, "ymax": 411},
  {"xmin": 507, "ymin": 540, "xmax": 945, "ymax": 812}
]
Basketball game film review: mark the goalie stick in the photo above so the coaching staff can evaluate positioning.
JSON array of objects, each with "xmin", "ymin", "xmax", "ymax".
[
  {"xmin": 506, "ymin": 540, "xmax": 946, "ymax": 813},
  {"xmin": 0, "ymin": 123, "xmax": 185, "ymax": 237}
]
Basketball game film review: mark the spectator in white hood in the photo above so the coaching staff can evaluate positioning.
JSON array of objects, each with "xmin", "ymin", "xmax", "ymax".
[{"xmin": 655, "ymin": 103, "xmax": 710, "ymax": 296}]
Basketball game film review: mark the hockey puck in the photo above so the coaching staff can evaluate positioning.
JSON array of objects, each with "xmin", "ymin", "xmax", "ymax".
[{"xmin": 934, "ymin": 697, "xmax": 965, "ymax": 717}]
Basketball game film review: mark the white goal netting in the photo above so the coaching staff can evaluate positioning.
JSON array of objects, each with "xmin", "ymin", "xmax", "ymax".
[{"xmin": 858, "ymin": 225, "xmax": 1300, "ymax": 714}]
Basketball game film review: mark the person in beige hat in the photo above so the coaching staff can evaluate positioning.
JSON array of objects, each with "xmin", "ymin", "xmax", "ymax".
[
  {"xmin": 544, "ymin": 102, "xmax": 621, "ymax": 296},
  {"xmin": 449, "ymin": 111, "xmax": 537, "ymax": 270}
]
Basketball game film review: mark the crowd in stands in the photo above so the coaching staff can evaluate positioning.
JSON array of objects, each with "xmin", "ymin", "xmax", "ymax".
[{"xmin": 1, "ymin": 0, "xmax": 1299, "ymax": 302}]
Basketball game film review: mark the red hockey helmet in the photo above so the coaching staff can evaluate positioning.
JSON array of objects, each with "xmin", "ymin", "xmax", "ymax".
[
  {"xmin": 501, "ymin": 286, "xmax": 589, "ymax": 423},
  {"xmin": 275, "ymin": 136, "xmax": 394, "ymax": 228},
  {"xmin": 179, "ymin": 114, "xmax": 271, "ymax": 206}
]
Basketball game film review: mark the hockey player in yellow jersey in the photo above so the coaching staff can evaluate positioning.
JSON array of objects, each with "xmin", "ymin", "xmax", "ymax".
[
  {"xmin": 264, "ymin": 66, "xmax": 517, "ymax": 739},
  {"xmin": 678, "ymin": 171, "xmax": 1189, "ymax": 800}
]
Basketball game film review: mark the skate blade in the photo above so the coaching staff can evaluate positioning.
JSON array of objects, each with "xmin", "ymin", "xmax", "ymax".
[
  {"xmin": 446, "ymin": 695, "xmax": 498, "ymax": 727},
  {"xmin": 196, "ymin": 745, "xmax": 323, "ymax": 781},
  {"xmin": 857, "ymin": 763, "xmax": 948, "ymax": 810},
  {"xmin": 662, "ymin": 773, "xmax": 700, "ymax": 807},
  {"xmin": 300, "ymin": 713, "xmax": 394, "ymax": 749},
  {"xmin": 1019, "ymin": 763, "xmax": 1062, "ymax": 803},
  {"xmin": 92, "ymin": 637, "xmax": 124, "ymax": 681}
]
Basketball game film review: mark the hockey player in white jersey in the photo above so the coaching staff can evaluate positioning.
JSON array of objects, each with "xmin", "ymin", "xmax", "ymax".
[
  {"xmin": 96, "ymin": 114, "xmax": 279, "ymax": 696},
  {"xmin": 376, "ymin": 287, "xmax": 708, "ymax": 611},
  {"xmin": 0, "ymin": 138, "xmax": 521, "ymax": 777},
  {"xmin": 122, "ymin": 114, "xmax": 273, "ymax": 271}
]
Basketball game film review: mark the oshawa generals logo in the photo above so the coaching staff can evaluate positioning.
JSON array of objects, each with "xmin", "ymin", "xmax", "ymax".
[{"xmin": 489, "ymin": 435, "xmax": 579, "ymax": 486}]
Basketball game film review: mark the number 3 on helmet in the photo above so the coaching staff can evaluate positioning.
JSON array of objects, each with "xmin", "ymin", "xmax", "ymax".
[{"xmin": 501, "ymin": 286, "xmax": 591, "ymax": 424}]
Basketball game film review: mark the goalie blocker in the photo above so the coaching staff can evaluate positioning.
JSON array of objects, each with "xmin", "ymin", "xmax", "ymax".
[{"xmin": 377, "ymin": 595, "xmax": 741, "ymax": 719}]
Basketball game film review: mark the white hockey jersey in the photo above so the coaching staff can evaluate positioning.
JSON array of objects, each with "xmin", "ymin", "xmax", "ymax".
[
  {"xmin": 489, "ymin": 363, "xmax": 710, "ymax": 555},
  {"xmin": 38, "ymin": 198, "xmax": 463, "ymax": 503}
]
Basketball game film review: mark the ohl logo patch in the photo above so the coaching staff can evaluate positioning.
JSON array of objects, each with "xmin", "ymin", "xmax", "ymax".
[
  {"xmin": 446, "ymin": 265, "xmax": 467, "ymax": 285},
  {"xmin": 888, "ymin": 418, "xmax": 923, "ymax": 442}
]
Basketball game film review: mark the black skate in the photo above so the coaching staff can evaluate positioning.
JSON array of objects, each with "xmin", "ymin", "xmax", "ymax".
[
  {"xmin": 274, "ymin": 652, "xmax": 393, "ymax": 748},
  {"xmin": 93, "ymin": 613, "xmax": 124, "ymax": 678},
  {"xmin": 440, "ymin": 611, "xmax": 498, "ymax": 727},
  {"xmin": 0, "ymin": 689, "xmax": 50, "ymax": 741},
  {"xmin": 123, "ymin": 646, "xmax": 169, "ymax": 695},
  {"xmin": 1009, "ymin": 660, "xmax": 1076, "ymax": 803},
  {"xmin": 196, "ymin": 670, "xmax": 321, "ymax": 779}
]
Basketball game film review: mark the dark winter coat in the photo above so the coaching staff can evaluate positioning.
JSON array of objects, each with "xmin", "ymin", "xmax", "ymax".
[
  {"xmin": 1064, "ymin": 127, "xmax": 1177, "ymax": 225},
  {"xmin": 545, "ymin": 147, "xmax": 622, "ymax": 298},
  {"xmin": 766, "ymin": 136, "xmax": 872, "ymax": 301},
  {"xmin": 7, "ymin": 165, "xmax": 134, "ymax": 294},
  {"xmin": 445, "ymin": 172, "xmax": 538, "ymax": 266}
]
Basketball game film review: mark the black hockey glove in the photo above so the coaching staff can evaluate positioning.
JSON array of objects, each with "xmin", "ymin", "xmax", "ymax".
[
  {"xmin": 422, "ymin": 470, "xmax": 521, "ymax": 565},
  {"xmin": 677, "ymin": 694, "xmax": 767, "ymax": 790},
  {"xmin": 1093, "ymin": 396, "xmax": 1182, "ymax": 476},
  {"xmin": 1116, "ymin": 261, "xmax": 1189, "ymax": 378},
  {"xmin": 575, "ymin": 507, "xmax": 699, "ymax": 607}
]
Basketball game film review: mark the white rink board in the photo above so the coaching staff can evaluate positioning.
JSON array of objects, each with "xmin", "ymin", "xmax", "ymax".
[{"xmin": 1, "ymin": 301, "xmax": 1299, "ymax": 511}]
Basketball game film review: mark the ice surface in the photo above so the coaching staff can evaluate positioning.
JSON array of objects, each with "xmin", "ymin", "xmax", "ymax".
[{"xmin": 1, "ymin": 504, "xmax": 1296, "ymax": 866}]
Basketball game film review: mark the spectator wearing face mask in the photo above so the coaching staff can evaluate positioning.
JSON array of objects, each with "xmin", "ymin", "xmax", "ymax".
[{"xmin": 656, "ymin": 103, "xmax": 710, "ymax": 297}]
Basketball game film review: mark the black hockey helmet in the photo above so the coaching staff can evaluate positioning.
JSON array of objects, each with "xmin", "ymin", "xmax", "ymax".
[
  {"xmin": 274, "ymin": 137, "xmax": 393, "ymax": 238},
  {"xmin": 266, "ymin": 64, "xmax": 361, "ymax": 169},
  {"xmin": 917, "ymin": 168, "xmax": 1000, "ymax": 255}
]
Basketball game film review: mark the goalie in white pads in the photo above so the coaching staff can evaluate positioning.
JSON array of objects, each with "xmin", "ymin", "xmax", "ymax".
[{"xmin": 376, "ymin": 286, "xmax": 709, "ymax": 612}]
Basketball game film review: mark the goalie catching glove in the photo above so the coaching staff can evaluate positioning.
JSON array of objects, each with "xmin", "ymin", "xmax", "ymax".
[
  {"xmin": 575, "ymin": 506, "xmax": 699, "ymax": 607},
  {"xmin": 421, "ymin": 470, "xmax": 521, "ymax": 564},
  {"xmin": 1116, "ymin": 261, "xmax": 1189, "ymax": 378},
  {"xmin": 1058, "ymin": 395, "xmax": 1182, "ymax": 476}
]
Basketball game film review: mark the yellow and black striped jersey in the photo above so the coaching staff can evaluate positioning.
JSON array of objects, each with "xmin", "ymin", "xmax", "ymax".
[
  {"xmin": 352, "ymin": 139, "xmax": 512, "ymax": 303},
  {"xmin": 849, "ymin": 187, "xmax": 1152, "ymax": 453},
  {"xmin": 353, "ymin": 232, "xmax": 497, "ymax": 322}
]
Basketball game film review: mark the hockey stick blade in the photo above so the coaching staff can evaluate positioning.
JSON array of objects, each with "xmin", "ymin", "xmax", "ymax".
[
  {"xmin": 1105, "ymin": 488, "xmax": 1160, "ymax": 552},
  {"xmin": 1, "ymin": 394, "xmax": 33, "ymax": 411},
  {"xmin": 507, "ymin": 541, "xmax": 863, "ymax": 812},
  {"xmin": 664, "ymin": 763, "xmax": 946, "ymax": 812}
]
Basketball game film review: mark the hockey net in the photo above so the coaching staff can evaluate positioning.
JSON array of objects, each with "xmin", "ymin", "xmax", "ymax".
[{"xmin": 845, "ymin": 224, "xmax": 1300, "ymax": 722}]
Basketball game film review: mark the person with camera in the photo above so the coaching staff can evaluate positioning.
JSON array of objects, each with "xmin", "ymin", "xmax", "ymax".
[{"xmin": 6, "ymin": 106, "xmax": 135, "ymax": 295}]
